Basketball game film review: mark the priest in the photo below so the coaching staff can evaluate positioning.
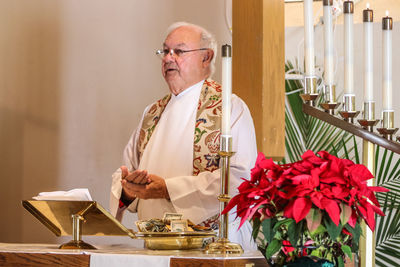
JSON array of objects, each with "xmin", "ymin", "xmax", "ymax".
[{"xmin": 110, "ymin": 22, "xmax": 257, "ymax": 250}]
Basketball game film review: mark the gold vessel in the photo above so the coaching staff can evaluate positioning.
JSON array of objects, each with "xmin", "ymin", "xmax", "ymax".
[{"xmin": 135, "ymin": 231, "xmax": 216, "ymax": 250}]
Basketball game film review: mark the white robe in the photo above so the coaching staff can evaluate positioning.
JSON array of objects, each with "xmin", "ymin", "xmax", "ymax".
[{"xmin": 110, "ymin": 80, "xmax": 258, "ymax": 251}]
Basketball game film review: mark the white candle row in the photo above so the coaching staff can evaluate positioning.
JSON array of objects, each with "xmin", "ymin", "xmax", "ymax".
[{"xmin": 306, "ymin": 1, "xmax": 395, "ymax": 113}]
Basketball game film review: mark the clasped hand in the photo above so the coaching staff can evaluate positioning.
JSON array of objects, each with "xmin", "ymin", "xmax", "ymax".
[{"xmin": 120, "ymin": 166, "xmax": 170, "ymax": 201}]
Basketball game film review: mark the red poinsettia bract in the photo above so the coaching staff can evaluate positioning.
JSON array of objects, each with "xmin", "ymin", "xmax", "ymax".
[{"xmin": 223, "ymin": 150, "xmax": 388, "ymax": 231}]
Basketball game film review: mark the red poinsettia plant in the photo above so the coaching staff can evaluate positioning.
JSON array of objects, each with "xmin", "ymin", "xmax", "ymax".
[{"xmin": 223, "ymin": 150, "xmax": 389, "ymax": 266}]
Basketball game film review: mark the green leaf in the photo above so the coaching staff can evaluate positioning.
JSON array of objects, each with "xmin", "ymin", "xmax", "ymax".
[
  {"xmin": 352, "ymin": 136, "xmax": 360, "ymax": 164},
  {"xmin": 310, "ymin": 249, "xmax": 321, "ymax": 258},
  {"xmin": 251, "ymin": 217, "xmax": 261, "ymax": 241},
  {"xmin": 272, "ymin": 218, "xmax": 293, "ymax": 232},
  {"xmin": 324, "ymin": 217, "xmax": 343, "ymax": 241},
  {"xmin": 266, "ymin": 239, "xmax": 282, "ymax": 259},
  {"xmin": 326, "ymin": 252, "xmax": 333, "ymax": 262},
  {"xmin": 341, "ymin": 245, "xmax": 352, "ymax": 260},
  {"xmin": 261, "ymin": 218, "xmax": 274, "ymax": 244},
  {"xmin": 337, "ymin": 256, "xmax": 344, "ymax": 267},
  {"xmin": 340, "ymin": 203, "xmax": 352, "ymax": 226},
  {"xmin": 345, "ymin": 223, "xmax": 361, "ymax": 252},
  {"xmin": 306, "ymin": 207, "xmax": 322, "ymax": 233},
  {"xmin": 310, "ymin": 224, "xmax": 327, "ymax": 239},
  {"xmin": 288, "ymin": 220, "xmax": 303, "ymax": 248}
]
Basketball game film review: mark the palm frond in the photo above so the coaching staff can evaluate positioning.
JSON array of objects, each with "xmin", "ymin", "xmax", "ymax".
[
  {"xmin": 374, "ymin": 147, "xmax": 400, "ymax": 266},
  {"xmin": 375, "ymin": 193, "xmax": 400, "ymax": 267}
]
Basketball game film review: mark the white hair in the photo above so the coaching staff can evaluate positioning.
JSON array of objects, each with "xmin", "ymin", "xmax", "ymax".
[{"xmin": 165, "ymin": 22, "xmax": 217, "ymax": 76}]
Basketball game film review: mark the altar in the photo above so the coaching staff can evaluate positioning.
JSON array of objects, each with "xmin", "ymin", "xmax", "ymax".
[{"xmin": 0, "ymin": 243, "xmax": 268, "ymax": 267}]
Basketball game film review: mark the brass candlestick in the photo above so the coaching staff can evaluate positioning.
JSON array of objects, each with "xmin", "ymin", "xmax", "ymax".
[
  {"xmin": 339, "ymin": 94, "xmax": 360, "ymax": 123},
  {"xmin": 320, "ymin": 84, "xmax": 339, "ymax": 115},
  {"xmin": 377, "ymin": 110, "xmax": 398, "ymax": 140},
  {"xmin": 205, "ymin": 135, "xmax": 243, "ymax": 254},
  {"xmin": 300, "ymin": 76, "xmax": 319, "ymax": 106}
]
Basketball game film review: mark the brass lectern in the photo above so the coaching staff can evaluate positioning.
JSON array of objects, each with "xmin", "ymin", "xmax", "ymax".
[{"xmin": 22, "ymin": 200, "xmax": 135, "ymax": 249}]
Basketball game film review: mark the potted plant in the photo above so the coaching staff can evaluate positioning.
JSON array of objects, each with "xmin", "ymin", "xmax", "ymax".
[
  {"xmin": 223, "ymin": 150, "xmax": 388, "ymax": 267},
  {"xmin": 283, "ymin": 61, "xmax": 400, "ymax": 266}
]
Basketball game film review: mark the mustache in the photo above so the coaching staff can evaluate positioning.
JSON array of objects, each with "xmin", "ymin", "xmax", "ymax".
[
  {"xmin": 163, "ymin": 62, "xmax": 178, "ymax": 69},
  {"xmin": 163, "ymin": 63, "xmax": 179, "ymax": 73}
]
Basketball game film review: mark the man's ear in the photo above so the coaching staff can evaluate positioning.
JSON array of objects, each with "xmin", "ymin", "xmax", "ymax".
[{"xmin": 202, "ymin": 50, "xmax": 214, "ymax": 64}]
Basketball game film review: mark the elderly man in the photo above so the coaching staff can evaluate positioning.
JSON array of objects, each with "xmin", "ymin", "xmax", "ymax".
[{"xmin": 110, "ymin": 22, "xmax": 257, "ymax": 250}]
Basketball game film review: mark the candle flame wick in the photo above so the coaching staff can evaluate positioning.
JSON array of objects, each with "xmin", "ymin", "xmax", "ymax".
[
  {"xmin": 386, "ymin": 10, "xmax": 389, "ymax": 16},
  {"xmin": 366, "ymin": 3, "xmax": 370, "ymax": 9}
]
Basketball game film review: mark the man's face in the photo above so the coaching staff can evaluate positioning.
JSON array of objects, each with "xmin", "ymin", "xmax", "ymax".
[{"xmin": 162, "ymin": 26, "xmax": 210, "ymax": 95}]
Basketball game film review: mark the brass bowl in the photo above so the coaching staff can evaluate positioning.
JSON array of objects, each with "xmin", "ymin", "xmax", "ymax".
[{"xmin": 135, "ymin": 231, "xmax": 216, "ymax": 250}]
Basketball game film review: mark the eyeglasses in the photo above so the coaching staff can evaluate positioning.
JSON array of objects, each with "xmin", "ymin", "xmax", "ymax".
[{"xmin": 156, "ymin": 48, "xmax": 209, "ymax": 59}]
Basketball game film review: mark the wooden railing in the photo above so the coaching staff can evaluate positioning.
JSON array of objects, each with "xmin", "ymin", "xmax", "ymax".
[{"xmin": 303, "ymin": 104, "xmax": 400, "ymax": 154}]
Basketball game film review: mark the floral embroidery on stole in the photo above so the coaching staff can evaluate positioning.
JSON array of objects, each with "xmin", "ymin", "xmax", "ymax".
[{"xmin": 136, "ymin": 79, "xmax": 222, "ymax": 227}]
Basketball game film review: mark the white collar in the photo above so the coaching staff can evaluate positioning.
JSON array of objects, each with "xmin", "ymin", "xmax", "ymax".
[{"xmin": 173, "ymin": 80, "xmax": 205, "ymax": 99}]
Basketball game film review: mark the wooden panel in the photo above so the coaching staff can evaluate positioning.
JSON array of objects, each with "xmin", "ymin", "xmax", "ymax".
[
  {"xmin": 0, "ymin": 251, "xmax": 268, "ymax": 267},
  {"xmin": 232, "ymin": 0, "xmax": 285, "ymax": 160},
  {"xmin": 0, "ymin": 252, "xmax": 90, "ymax": 267},
  {"xmin": 0, "ymin": 251, "xmax": 356, "ymax": 267}
]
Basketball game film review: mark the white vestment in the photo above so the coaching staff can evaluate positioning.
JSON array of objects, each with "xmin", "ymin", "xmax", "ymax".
[{"xmin": 110, "ymin": 80, "xmax": 258, "ymax": 251}]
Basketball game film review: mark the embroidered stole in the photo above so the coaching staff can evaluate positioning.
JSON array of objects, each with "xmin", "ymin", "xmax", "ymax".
[{"xmin": 136, "ymin": 79, "xmax": 222, "ymax": 227}]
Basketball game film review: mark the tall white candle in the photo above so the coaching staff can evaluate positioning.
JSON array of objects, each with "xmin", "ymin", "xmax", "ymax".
[
  {"xmin": 363, "ymin": 4, "xmax": 374, "ymax": 102},
  {"xmin": 304, "ymin": 0, "xmax": 315, "ymax": 76},
  {"xmin": 323, "ymin": 0, "xmax": 334, "ymax": 85},
  {"xmin": 221, "ymin": 45, "xmax": 232, "ymax": 136},
  {"xmin": 344, "ymin": 1, "xmax": 354, "ymax": 94},
  {"xmin": 382, "ymin": 11, "xmax": 393, "ymax": 110}
]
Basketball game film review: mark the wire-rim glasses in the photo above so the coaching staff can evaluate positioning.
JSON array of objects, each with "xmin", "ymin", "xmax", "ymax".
[{"xmin": 155, "ymin": 48, "xmax": 209, "ymax": 59}]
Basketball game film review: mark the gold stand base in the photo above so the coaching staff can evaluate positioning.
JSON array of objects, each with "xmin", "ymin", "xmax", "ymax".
[
  {"xmin": 300, "ymin": 93, "xmax": 319, "ymax": 106},
  {"xmin": 358, "ymin": 119, "xmax": 379, "ymax": 131},
  {"xmin": 339, "ymin": 111, "xmax": 360, "ymax": 123},
  {"xmin": 59, "ymin": 240, "xmax": 97, "ymax": 250},
  {"xmin": 377, "ymin": 127, "xmax": 399, "ymax": 140},
  {"xmin": 320, "ymin": 102, "xmax": 340, "ymax": 115},
  {"xmin": 204, "ymin": 238, "xmax": 243, "ymax": 254}
]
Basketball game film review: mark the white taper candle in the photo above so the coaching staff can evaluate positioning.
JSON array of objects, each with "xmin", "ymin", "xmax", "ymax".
[
  {"xmin": 344, "ymin": 1, "xmax": 354, "ymax": 95},
  {"xmin": 323, "ymin": 0, "xmax": 334, "ymax": 85},
  {"xmin": 304, "ymin": 0, "xmax": 315, "ymax": 76},
  {"xmin": 363, "ymin": 4, "xmax": 374, "ymax": 102},
  {"xmin": 221, "ymin": 45, "xmax": 232, "ymax": 136},
  {"xmin": 382, "ymin": 11, "xmax": 393, "ymax": 110}
]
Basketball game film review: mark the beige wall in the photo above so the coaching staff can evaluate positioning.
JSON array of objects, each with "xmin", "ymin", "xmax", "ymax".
[{"xmin": 0, "ymin": 0, "xmax": 232, "ymax": 243}]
